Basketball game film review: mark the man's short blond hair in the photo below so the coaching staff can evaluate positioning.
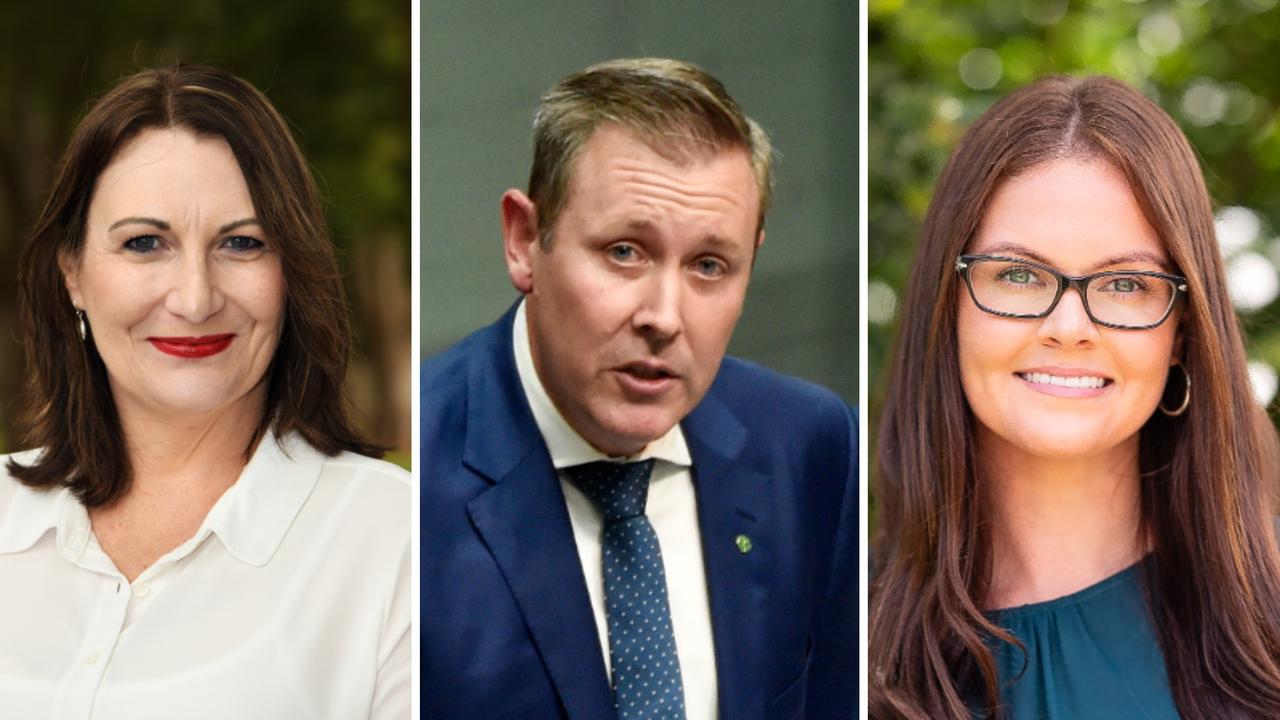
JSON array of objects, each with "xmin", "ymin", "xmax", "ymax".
[{"xmin": 528, "ymin": 58, "xmax": 774, "ymax": 244}]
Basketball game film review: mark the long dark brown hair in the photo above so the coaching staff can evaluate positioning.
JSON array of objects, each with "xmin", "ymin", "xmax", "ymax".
[
  {"xmin": 10, "ymin": 64, "xmax": 383, "ymax": 508},
  {"xmin": 871, "ymin": 75, "xmax": 1280, "ymax": 719}
]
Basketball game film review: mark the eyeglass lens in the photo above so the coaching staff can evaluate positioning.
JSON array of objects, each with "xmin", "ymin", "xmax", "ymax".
[{"xmin": 966, "ymin": 258, "xmax": 1176, "ymax": 327}]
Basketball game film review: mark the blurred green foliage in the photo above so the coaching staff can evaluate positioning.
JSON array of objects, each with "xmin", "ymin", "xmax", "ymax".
[
  {"xmin": 870, "ymin": 0, "xmax": 1280, "ymax": 510},
  {"xmin": 0, "ymin": 0, "xmax": 411, "ymax": 456}
]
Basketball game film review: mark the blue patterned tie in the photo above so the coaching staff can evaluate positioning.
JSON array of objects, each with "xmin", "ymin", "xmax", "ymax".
[{"xmin": 565, "ymin": 459, "xmax": 687, "ymax": 720}]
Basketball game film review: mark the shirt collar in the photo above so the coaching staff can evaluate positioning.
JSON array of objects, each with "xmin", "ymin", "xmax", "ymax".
[
  {"xmin": 512, "ymin": 298, "xmax": 692, "ymax": 470},
  {"xmin": 0, "ymin": 433, "xmax": 323, "ymax": 569},
  {"xmin": 203, "ymin": 431, "xmax": 324, "ymax": 567},
  {"xmin": 0, "ymin": 450, "xmax": 88, "ymax": 557}
]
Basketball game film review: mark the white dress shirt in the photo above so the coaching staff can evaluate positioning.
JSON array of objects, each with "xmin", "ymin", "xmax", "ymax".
[
  {"xmin": 0, "ymin": 432, "xmax": 410, "ymax": 720},
  {"xmin": 513, "ymin": 300, "xmax": 718, "ymax": 720}
]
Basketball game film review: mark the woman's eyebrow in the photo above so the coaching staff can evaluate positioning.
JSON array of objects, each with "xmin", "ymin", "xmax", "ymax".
[
  {"xmin": 1088, "ymin": 250, "xmax": 1172, "ymax": 272},
  {"xmin": 108, "ymin": 216, "xmax": 169, "ymax": 232},
  {"xmin": 979, "ymin": 242, "xmax": 1172, "ymax": 272},
  {"xmin": 105, "ymin": 216, "xmax": 260, "ymax": 235},
  {"xmin": 218, "ymin": 217, "xmax": 260, "ymax": 234},
  {"xmin": 977, "ymin": 242, "xmax": 1054, "ymax": 265}
]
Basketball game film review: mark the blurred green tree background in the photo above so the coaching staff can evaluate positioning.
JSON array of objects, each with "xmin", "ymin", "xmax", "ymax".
[
  {"xmin": 870, "ymin": 0, "xmax": 1280, "ymax": 509},
  {"xmin": 0, "ymin": 0, "xmax": 410, "ymax": 464}
]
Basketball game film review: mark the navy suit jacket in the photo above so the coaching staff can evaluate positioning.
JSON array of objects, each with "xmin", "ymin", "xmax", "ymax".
[{"xmin": 423, "ymin": 304, "xmax": 858, "ymax": 719}]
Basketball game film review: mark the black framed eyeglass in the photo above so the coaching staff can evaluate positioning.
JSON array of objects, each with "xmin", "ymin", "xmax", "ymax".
[{"xmin": 954, "ymin": 254, "xmax": 1188, "ymax": 330}]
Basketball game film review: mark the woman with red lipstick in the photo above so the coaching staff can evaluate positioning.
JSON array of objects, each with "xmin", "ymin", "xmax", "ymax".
[
  {"xmin": 0, "ymin": 65, "xmax": 408, "ymax": 718},
  {"xmin": 870, "ymin": 76, "xmax": 1280, "ymax": 719}
]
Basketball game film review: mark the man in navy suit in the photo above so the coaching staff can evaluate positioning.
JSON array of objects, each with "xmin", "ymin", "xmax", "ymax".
[{"xmin": 423, "ymin": 58, "xmax": 857, "ymax": 719}]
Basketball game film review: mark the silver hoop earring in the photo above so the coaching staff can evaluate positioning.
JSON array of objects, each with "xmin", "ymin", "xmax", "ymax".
[
  {"xmin": 1159, "ymin": 361, "xmax": 1190, "ymax": 417},
  {"xmin": 76, "ymin": 309, "xmax": 86, "ymax": 341}
]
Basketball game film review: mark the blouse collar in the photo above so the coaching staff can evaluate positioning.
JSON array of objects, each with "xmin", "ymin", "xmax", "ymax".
[{"xmin": 0, "ymin": 432, "xmax": 323, "ymax": 568}]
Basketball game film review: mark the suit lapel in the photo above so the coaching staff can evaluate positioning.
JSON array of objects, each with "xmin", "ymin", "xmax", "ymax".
[
  {"xmin": 462, "ymin": 306, "xmax": 615, "ymax": 720},
  {"xmin": 684, "ymin": 394, "xmax": 773, "ymax": 720}
]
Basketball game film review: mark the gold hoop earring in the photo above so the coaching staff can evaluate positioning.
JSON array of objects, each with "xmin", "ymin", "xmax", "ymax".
[
  {"xmin": 1159, "ymin": 361, "xmax": 1190, "ymax": 417},
  {"xmin": 76, "ymin": 308, "xmax": 86, "ymax": 341}
]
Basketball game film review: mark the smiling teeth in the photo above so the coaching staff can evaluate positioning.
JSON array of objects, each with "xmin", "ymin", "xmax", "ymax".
[{"xmin": 1021, "ymin": 372, "xmax": 1106, "ymax": 389}]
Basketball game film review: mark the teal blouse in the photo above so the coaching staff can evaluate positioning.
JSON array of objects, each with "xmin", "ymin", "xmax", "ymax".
[{"xmin": 986, "ymin": 562, "xmax": 1179, "ymax": 719}]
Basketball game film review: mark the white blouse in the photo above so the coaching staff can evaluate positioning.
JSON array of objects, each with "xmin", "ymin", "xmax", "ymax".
[{"xmin": 0, "ymin": 432, "xmax": 410, "ymax": 719}]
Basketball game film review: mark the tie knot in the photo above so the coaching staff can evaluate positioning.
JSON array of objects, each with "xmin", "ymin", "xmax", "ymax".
[{"xmin": 564, "ymin": 459, "xmax": 655, "ymax": 521}]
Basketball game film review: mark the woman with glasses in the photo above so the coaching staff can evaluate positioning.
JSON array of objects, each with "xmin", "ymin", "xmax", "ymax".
[{"xmin": 870, "ymin": 75, "xmax": 1280, "ymax": 719}]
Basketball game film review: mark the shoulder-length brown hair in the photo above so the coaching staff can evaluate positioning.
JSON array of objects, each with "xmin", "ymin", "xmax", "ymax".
[
  {"xmin": 871, "ymin": 75, "xmax": 1280, "ymax": 719},
  {"xmin": 9, "ymin": 63, "xmax": 382, "ymax": 508}
]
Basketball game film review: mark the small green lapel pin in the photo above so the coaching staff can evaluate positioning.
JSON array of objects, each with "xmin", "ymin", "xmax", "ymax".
[{"xmin": 735, "ymin": 534, "xmax": 753, "ymax": 554}]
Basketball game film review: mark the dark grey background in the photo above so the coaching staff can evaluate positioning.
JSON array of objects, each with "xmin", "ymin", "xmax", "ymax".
[{"xmin": 422, "ymin": 0, "xmax": 857, "ymax": 403}]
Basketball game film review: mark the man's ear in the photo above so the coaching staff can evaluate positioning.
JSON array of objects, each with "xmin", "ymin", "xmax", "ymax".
[
  {"xmin": 501, "ymin": 189, "xmax": 540, "ymax": 295},
  {"xmin": 58, "ymin": 250, "xmax": 84, "ymax": 309}
]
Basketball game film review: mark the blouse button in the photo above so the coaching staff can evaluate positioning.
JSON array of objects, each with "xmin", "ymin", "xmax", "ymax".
[
  {"xmin": 133, "ymin": 583, "xmax": 151, "ymax": 598},
  {"xmin": 84, "ymin": 651, "xmax": 100, "ymax": 665}
]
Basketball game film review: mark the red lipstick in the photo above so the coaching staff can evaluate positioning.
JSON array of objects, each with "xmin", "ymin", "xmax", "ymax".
[{"xmin": 148, "ymin": 334, "xmax": 235, "ymax": 358}]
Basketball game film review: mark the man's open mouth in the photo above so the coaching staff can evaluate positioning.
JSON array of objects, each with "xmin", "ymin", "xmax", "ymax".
[{"xmin": 618, "ymin": 362, "xmax": 677, "ymax": 380}]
